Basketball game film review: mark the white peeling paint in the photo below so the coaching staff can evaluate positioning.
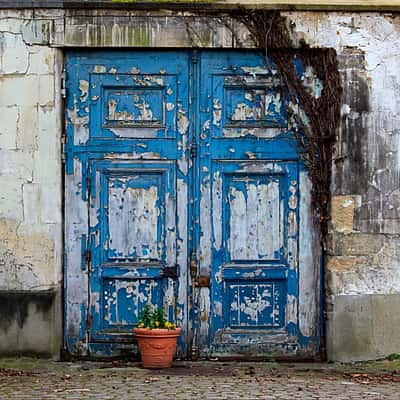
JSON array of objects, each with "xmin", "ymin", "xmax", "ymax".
[
  {"xmin": 212, "ymin": 99, "xmax": 222, "ymax": 126},
  {"xmin": 165, "ymin": 192, "xmax": 176, "ymax": 266},
  {"xmin": 176, "ymin": 178, "xmax": 188, "ymax": 330},
  {"xmin": 229, "ymin": 181, "xmax": 281, "ymax": 260},
  {"xmin": 109, "ymin": 128, "xmax": 158, "ymax": 138},
  {"xmin": 237, "ymin": 162, "xmax": 283, "ymax": 174},
  {"xmin": 241, "ymin": 66, "xmax": 276, "ymax": 76},
  {"xmin": 108, "ymin": 99, "xmax": 134, "ymax": 121},
  {"xmin": 177, "ymin": 105, "xmax": 189, "ymax": 175},
  {"xmin": 67, "ymin": 100, "xmax": 89, "ymax": 145},
  {"xmin": 214, "ymin": 301, "xmax": 222, "ymax": 317},
  {"xmin": 222, "ymin": 127, "xmax": 283, "ymax": 138},
  {"xmin": 104, "ymin": 151, "xmax": 162, "ymax": 159},
  {"xmin": 79, "ymin": 80, "xmax": 89, "ymax": 102},
  {"xmin": 200, "ymin": 177, "xmax": 212, "ymax": 274},
  {"xmin": 212, "ymin": 171, "xmax": 222, "ymax": 251},
  {"xmin": 299, "ymin": 172, "xmax": 319, "ymax": 338},
  {"xmin": 288, "ymin": 211, "xmax": 298, "ymax": 237},
  {"xmin": 285, "ymin": 294, "xmax": 298, "ymax": 325},
  {"xmin": 108, "ymin": 183, "xmax": 159, "ymax": 258},
  {"xmin": 134, "ymin": 99, "xmax": 154, "ymax": 121},
  {"xmin": 199, "ymin": 287, "xmax": 210, "ymax": 346},
  {"xmin": 93, "ymin": 65, "xmax": 106, "ymax": 73},
  {"xmin": 231, "ymin": 102, "xmax": 253, "ymax": 121}
]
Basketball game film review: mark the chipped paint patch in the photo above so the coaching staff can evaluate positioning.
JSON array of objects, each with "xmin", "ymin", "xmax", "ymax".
[
  {"xmin": 176, "ymin": 178, "xmax": 188, "ymax": 330},
  {"xmin": 108, "ymin": 183, "xmax": 159, "ymax": 258},
  {"xmin": 229, "ymin": 181, "xmax": 281, "ymax": 260},
  {"xmin": 288, "ymin": 211, "xmax": 298, "ymax": 237},
  {"xmin": 177, "ymin": 106, "xmax": 189, "ymax": 136},
  {"xmin": 177, "ymin": 105, "xmax": 189, "ymax": 175},
  {"xmin": 231, "ymin": 102, "xmax": 253, "ymax": 121},
  {"xmin": 104, "ymin": 151, "xmax": 162, "ymax": 160},
  {"xmin": 93, "ymin": 65, "xmax": 106, "ymax": 73},
  {"xmin": 301, "ymin": 66, "xmax": 323, "ymax": 99},
  {"xmin": 214, "ymin": 301, "xmax": 223, "ymax": 317},
  {"xmin": 222, "ymin": 127, "xmax": 283, "ymax": 138},
  {"xmin": 241, "ymin": 66, "xmax": 277, "ymax": 77},
  {"xmin": 285, "ymin": 294, "xmax": 298, "ymax": 325},
  {"xmin": 212, "ymin": 171, "xmax": 222, "ymax": 251},
  {"xmin": 199, "ymin": 177, "xmax": 212, "ymax": 275},
  {"xmin": 79, "ymin": 80, "xmax": 89, "ymax": 102},
  {"xmin": 67, "ymin": 101, "xmax": 89, "ymax": 145},
  {"xmin": 213, "ymin": 99, "xmax": 222, "ymax": 126}
]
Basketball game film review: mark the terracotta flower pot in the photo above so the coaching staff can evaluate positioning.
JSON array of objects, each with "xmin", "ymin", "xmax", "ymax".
[{"xmin": 134, "ymin": 327, "xmax": 182, "ymax": 369}]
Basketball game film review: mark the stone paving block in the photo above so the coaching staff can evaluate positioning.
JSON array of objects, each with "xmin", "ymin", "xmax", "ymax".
[{"xmin": 0, "ymin": 360, "xmax": 399, "ymax": 399}]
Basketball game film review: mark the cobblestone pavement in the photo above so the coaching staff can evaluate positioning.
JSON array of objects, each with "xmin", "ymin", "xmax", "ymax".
[{"xmin": 0, "ymin": 358, "xmax": 400, "ymax": 399}]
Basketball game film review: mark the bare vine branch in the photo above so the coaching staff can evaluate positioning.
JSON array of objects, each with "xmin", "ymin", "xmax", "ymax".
[{"xmin": 234, "ymin": 11, "xmax": 343, "ymax": 245}]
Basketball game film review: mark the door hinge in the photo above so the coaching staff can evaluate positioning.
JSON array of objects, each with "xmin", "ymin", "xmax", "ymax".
[
  {"xmin": 162, "ymin": 265, "xmax": 179, "ymax": 279},
  {"xmin": 61, "ymin": 69, "xmax": 67, "ymax": 99},
  {"xmin": 61, "ymin": 133, "xmax": 67, "ymax": 164}
]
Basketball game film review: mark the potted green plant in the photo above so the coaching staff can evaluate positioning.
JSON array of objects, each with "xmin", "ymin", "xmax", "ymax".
[{"xmin": 134, "ymin": 305, "xmax": 181, "ymax": 369}]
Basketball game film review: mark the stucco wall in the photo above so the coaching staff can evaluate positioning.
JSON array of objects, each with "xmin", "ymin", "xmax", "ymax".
[
  {"xmin": 0, "ymin": 10, "xmax": 63, "ymax": 356},
  {"xmin": 0, "ymin": 7, "xmax": 399, "ymax": 360}
]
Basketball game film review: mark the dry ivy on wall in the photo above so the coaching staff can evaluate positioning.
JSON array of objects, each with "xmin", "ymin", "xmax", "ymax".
[{"xmin": 233, "ymin": 10, "xmax": 342, "ymax": 245}]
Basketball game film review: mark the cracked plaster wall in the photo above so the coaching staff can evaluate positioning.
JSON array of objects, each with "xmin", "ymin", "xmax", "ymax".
[
  {"xmin": 0, "ymin": 10, "xmax": 62, "ymax": 292},
  {"xmin": 282, "ymin": 12, "xmax": 400, "ymax": 360},
  {"xmin": 0, "ymin": 10, "xmax": 62, "ymax": 356},
  {"xmin": 280, "ymin": 13, "xmax": 400, "ymax": 298}
]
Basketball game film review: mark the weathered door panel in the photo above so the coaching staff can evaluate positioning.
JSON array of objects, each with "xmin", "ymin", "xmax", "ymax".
[
  {"xmin": 65, "ymin": 51, "xmax": 190, "ymax": 356},
  {"xmin": 209, "ymin": 160, "xmax": 300, "ymax": 355},
  {"xmin": 195, "ymin": 52, "xmax": 320, "ymax": 358},
  {"xmin": 88, "ymin": 159, "xmax": 177, "ymax": 341}
]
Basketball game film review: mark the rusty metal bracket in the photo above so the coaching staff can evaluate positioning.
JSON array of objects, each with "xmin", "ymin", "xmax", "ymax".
[
  {"xmin": 162, "ymin": 265, "xmax": 179, "ymax": 279},
  {"xmin": 195, "ymin": 275, "xmax": 211, "ymax": 287}
]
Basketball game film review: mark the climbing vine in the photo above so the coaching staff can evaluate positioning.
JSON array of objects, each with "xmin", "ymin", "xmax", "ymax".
[{"xmin": 233, "ymin": 10, "xmax": 342, "ymax": 245}]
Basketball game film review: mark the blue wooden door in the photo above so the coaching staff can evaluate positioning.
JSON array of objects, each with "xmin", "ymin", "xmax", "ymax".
[
  {"xmin": 65, "ymin": 50, "xmax": 320, "ymax": 358},
  {"xmin": 65, "ymin": 51, "xmax": 191, "ymax": 356},
  {"xmin": 194, "ymin": 52, "xmax": 318, "ymax": 358}
]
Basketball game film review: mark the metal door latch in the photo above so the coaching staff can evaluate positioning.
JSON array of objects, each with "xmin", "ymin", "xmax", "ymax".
[{"xmin": 195, "ymin": 275, "xmax": 211, "ymax": 287}]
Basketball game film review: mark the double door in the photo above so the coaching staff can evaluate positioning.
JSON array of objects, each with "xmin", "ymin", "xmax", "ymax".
[{"xmin": 65, "ymin": 50, "xmax": 320, "ymax": 358}]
